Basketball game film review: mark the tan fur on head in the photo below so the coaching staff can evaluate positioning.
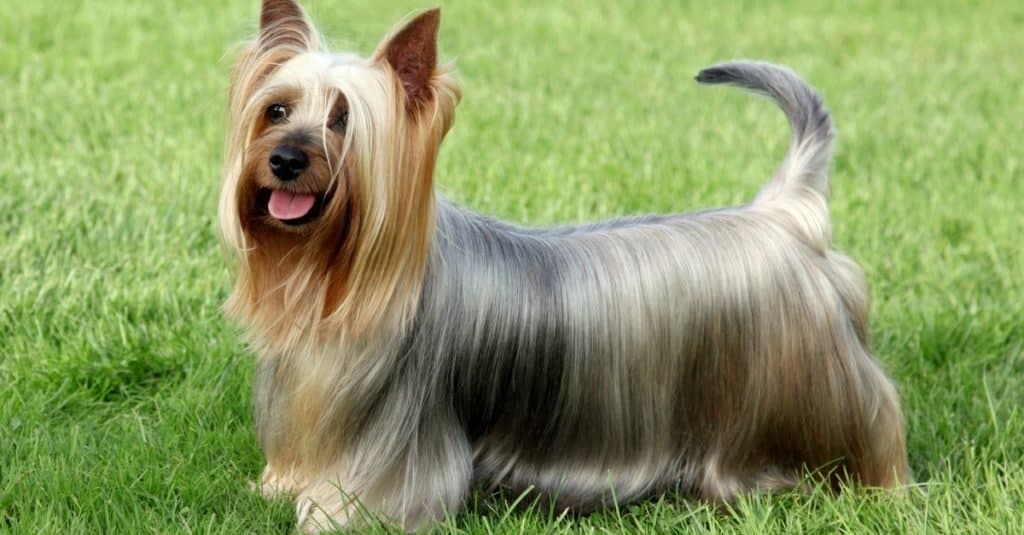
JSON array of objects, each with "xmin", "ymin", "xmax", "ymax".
[
  {"xmin": 220, "ymin": 2, "xmax": 460, "ymax": 353},
  {"xmin": 220, "ymin": 2, "xmax": 909, "ymax": 532}
]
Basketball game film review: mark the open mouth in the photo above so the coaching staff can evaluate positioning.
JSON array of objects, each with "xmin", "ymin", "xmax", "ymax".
[{"xmin": 259, "ymin": 188, "xmax": 330, "ymax": 226}]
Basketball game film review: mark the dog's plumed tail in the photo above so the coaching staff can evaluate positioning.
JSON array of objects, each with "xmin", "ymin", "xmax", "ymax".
[{"xmin": 697, "ymin": 61, "xmax": 835, "ymax": 246}]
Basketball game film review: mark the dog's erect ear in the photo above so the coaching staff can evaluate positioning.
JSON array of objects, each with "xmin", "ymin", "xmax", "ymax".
[
  {"xmin": 377, "ymin": 8, "xmax": 441, "ymax": 109},
  {"xmin": 258, "ymin": 0, "xmax": 320, "ymax": 53}
]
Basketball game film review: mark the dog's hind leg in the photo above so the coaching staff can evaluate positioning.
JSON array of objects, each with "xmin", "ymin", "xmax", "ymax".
[
  {"xmin": 824, "ymin": 252, "xmax": 911, "ymax": 490},
  {"xmin": 848, "ymin": 350, "xmax": 911, "ymax": 489}
]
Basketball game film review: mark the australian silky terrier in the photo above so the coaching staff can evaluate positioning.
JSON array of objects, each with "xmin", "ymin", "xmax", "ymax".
[{"xmin": 219, "ymin": 1, "xmax": 910, "ymax": 531}]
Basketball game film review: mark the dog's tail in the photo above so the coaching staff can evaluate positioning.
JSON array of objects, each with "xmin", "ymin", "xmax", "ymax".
[{"xmin": 696, "ymin": 61, "xmax": 835, "ymax": 238}]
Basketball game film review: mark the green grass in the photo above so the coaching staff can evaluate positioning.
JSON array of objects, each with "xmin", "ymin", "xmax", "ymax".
[{"xmin": 2, "ymin": 0, "xmax": 1022, "ymax": 532}]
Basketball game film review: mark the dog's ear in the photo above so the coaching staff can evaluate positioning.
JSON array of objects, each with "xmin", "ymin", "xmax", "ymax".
[
  {"xmin": 258, "ymin": 0, "xmax": 321, "ymax": 54},
  {"xmin": 376, "ymin": 8, "xmax": 441, "ymax": 110},
  {"xmin": 229, "ymin": 1, "xmax": 321, "ymax": 112}
]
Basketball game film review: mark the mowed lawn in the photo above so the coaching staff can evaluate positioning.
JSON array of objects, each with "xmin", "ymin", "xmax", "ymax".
[{"xmin": 2, "ymin": 0, "xmax": 1022, "ymax": 532}]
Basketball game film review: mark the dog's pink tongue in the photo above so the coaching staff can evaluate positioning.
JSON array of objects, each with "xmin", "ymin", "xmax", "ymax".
[{"xmin": 268, "ymin": 190, "xmax": 317, "ymax": 220}]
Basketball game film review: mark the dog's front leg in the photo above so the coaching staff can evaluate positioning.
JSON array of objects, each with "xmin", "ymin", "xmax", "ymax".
[{"xmin": 296, "ymin": 416, "xmax": 472, "ymax": 533}]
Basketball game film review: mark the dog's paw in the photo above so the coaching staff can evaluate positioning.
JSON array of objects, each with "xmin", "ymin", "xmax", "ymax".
[{"xmin": 254, "ymin": 464, "xmax": 305, "ymax": 498}]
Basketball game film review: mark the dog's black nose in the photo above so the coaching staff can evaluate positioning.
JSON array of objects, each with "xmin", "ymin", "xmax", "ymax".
[{"xmin": 268, "ymin": 146, "xmax": 309, "ymax": 181}]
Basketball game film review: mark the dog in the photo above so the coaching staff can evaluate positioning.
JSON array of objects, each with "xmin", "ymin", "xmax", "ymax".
[{"xmin": 218, "ymin": 1, "xmax": 910, "ymax": 531}]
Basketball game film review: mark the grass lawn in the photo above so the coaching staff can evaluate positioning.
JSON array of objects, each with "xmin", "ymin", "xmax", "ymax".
[{"xmin": 2, "ymin": 0, "xmax": 1023, "ymax": 532}]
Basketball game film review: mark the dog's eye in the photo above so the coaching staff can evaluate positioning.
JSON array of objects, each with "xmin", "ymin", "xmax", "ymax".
[
  {"xmin": 332, "ymin": 111, "xmax": 348, "ymax": 132},
  {"xmin": 266, "ymin": 104, "xmax": 289, "ymax": 124}
]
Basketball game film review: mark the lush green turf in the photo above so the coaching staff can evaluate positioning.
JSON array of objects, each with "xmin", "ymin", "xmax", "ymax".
[{"xmin": 2, "ymin": 0, "xmax": 1022, "ymax": 532}]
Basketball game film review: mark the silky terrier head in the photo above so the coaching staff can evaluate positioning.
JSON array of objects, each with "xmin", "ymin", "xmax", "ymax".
[{"xmin": 220, "ymin": 1, "xmax": 459, "ymax": 345}]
